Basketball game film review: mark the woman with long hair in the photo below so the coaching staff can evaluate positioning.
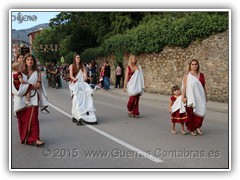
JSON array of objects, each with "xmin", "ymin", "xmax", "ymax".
[
  {"xmin": 123, "ymin": 55, "xmax": 144, "ymax": 118},
  {"xmin": 69, "ymin": 53, "xmax": 97, "ymax": 125},
  {"xmin": 12, "ymin": 53, "xmax": 48, "ymax": 146},
  {"xmin": 182, "ymin": 59, "xmax": 207, "ymax": 136}
]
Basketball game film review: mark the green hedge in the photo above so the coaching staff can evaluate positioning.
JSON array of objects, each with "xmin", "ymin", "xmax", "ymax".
[{"xmin": 81, "ymin": 12, "xmax": 228, "ymax": 61}]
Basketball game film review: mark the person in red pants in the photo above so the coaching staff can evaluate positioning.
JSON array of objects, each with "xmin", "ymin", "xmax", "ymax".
[{"xmin": 123, "ymin": 55, "xmax": 144, "ymax": 118}]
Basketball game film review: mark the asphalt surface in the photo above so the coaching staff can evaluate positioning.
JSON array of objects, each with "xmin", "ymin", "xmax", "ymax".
[{"xmin": 11, "ymin": 76, "xmax": 229, "ymax": 169}]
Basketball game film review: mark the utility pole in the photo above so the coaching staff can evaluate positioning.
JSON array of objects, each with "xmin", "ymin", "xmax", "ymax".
[{"xmin": 18, "ymin": 32, "xmax": 20, "ymax": 54}]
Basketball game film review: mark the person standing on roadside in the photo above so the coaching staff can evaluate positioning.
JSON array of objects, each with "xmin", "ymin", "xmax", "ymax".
[
  {"xmin": 104, "ymin": 61, "xmax": 111, "ymax": 90},
  {"xmin": 115, "ymin": 62, "xmax": 123, "ymax": 88}
]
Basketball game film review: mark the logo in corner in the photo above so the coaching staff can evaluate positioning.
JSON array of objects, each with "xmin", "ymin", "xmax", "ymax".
[{"xmin": 12, "ymin": 12, "xmax": 37, "ymax": 24}]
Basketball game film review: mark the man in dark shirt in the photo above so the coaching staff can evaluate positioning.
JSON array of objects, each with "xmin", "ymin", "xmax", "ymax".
[{"xmin": 104, "ymin": 61, "xmax": 111, "ymax": 90}]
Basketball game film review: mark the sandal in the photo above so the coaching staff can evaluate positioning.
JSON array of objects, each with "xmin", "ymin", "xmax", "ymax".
[
  {"xmin": 128, "ymin": 112, "xmax": 133, "ymax": 117},
  {"xmin": 171, "ymin": 130, "xmax": 177, "ymax": 134},
  {"xmin": 133, "ymin": 115, "xmax": 139, "ymax": 119},
  {"xmin": 191, "ymin": 131, "xmax": 197, "ymax": 136},
  {"xmin": 181, "ymin": 130, "xmax": 187, "ymax": 135},
  {"xmin": 30, "ymin": 140, "xmax": 45, "ymax": 147},
  {"xmin": 196, "ymin": 128, "xmax": 204, "ymax": 135}
]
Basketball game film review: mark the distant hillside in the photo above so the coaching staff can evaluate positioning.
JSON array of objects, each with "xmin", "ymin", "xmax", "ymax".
[{"xmin": 11, "ymin": 23, "xmax": 49, "ymax": 43}]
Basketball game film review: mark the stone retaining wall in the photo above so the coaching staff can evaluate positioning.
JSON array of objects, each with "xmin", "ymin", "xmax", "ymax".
[{"xmin": 96, "ymin": 31, "xmax": 228, "ymax": 102}]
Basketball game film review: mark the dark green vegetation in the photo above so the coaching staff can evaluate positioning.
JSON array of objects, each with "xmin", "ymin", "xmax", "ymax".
[{"xmin": 33, "ymin": 12, "xmax": 228, "ymax": 64}]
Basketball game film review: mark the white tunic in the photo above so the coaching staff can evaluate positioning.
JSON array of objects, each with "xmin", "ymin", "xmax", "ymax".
[
  {"xmin": 69, "ymin": 70, "xmax": 97, "ymax": 122},
  {"xmin": 12, "ymin": 71, "xmax": 48, "ymax": 112},
  {"xmin": 127, "ymin": 65, "xmax": 144, "ymax": 96},
  {"xmin": 185, "ymin": 73, "xmax": 206, "ymax": 117},
  {"xmin": 171, "ymin": 95, "xmax": 186, "ymax": 114}
]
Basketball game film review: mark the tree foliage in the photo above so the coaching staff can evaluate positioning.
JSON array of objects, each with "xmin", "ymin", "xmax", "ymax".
[
  {"xmin": 33, "ymin": 28, "xmax": 60, "ymax": 64},
  {"xmin": 34, "ymin": 11, "xmax": 228, "ymax": 64},
  {"xmin": 81, "ymin": 12, "xmax": 228, "ymax": 61}
]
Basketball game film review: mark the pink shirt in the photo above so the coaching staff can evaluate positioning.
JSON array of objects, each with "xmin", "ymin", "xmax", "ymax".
[{"xmin": 116, "ymin": 66, "xmax": 122, "ymax": 76}]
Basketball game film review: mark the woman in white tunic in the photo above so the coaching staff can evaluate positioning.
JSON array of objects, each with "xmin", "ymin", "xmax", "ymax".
[
  {"xmin": 123, "ymin": 55, "xmax": 144, "ymax": 118},
  {"xmin": 12, "ymin": 53, "xmax": 48, "ymax": 146},
  {"xmin": 69, "ymin": 54, "xmax": 97, "ymax": 126},
  {"xmin": 182, "ymin": 59, "xmax": 207, "ymax": 136}
]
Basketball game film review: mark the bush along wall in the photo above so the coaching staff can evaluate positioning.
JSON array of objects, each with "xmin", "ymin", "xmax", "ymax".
[{"xmin": 81, "ymin": 12, "xmax": 228, "ymax": 61}]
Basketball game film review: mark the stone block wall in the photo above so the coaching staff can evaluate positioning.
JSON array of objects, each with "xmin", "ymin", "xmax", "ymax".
[{"xmin": 96, "ymin": 31, "xmax": 228, "ymax": 102}]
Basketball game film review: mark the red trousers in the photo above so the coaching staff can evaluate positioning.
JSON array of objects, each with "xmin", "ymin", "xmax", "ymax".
[
  {"xmin": 17, "ymin": 106, "xmax": 40, "ymax": 144},
  {"xmin": 186, "ymin": 107, "xmax": 204, "ymax": 132},
  {"xmin": 127, "ymin": 95, "xmax": 140, "ymax": 116}
]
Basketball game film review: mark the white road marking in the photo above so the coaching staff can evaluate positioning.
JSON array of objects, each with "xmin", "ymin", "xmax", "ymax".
[{"xmin": 48, "ymin": 102, "xmax": 163, "ymax": 163}]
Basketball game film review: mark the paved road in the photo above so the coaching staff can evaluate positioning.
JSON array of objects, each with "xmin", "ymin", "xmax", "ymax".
[{"xmin": 11, "ymin": 76, "xmax": 229, "ymax": 169}]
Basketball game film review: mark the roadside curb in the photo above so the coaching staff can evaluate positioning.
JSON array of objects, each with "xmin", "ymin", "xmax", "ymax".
[{"xmin": 99, "ymin": 87, "xmax": 228, "ymax": 113}]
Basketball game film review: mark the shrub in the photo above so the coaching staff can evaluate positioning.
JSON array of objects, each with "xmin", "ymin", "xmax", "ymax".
[{"xmin": 81, "ymin": 12, "xmax": 228, "ymax": 61}]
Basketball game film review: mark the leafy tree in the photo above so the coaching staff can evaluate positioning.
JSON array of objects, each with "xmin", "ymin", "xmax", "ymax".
[
  {"xmin": 81, "ymin": 12, "xmax": 228, "ymax": 61},
  {"xmin": 33, "ymin": 28, "xmax": 60, "ymax": 64},
  {"xmin": 68, "ymin": 25, "xmax": 98, "ymax": 53},
  {"xmin": 48, "ymin": 12, "xmax": 146, "ymax": 49},
  {"xmin": 45, "ymin": 11, "xmax": 228, "ymax": 62}
]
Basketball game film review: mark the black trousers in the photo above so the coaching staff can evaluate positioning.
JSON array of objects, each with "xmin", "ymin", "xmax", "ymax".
[{"xmin": 115, "ymin": 75, "xmax": 122, "ymax": 88}]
